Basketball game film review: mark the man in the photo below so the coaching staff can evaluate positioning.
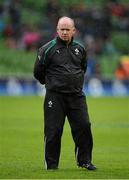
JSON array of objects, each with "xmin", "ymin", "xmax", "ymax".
[{"xmin": 34, "ymin": 16, "xmax": 96, "ymax": 171}]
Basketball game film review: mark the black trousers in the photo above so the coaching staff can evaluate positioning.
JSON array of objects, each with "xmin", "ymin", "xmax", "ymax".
[{"xmin": 44, "ymin": 90, "xmax": 93, "ymax": 169}]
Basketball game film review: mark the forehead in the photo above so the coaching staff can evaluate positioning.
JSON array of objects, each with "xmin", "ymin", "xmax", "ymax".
[{"xmin": 57, "ymin": 19, "xmax": 74, "ymax": 29}]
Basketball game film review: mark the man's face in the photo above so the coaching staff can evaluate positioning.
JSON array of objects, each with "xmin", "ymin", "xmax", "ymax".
[{"xmin": 57, "ymin": 19, "xmax": 75, "ymax": 43}]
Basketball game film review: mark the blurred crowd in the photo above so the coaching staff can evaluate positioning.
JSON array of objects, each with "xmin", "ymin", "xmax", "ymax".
[{"xmin": 0, "ymin": 0, "xmax": 129, "ymax": 79}]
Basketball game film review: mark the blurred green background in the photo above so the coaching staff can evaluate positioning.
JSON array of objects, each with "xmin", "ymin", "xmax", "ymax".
[{"xmin": 0, "ymin": 0, "xmax": 129, "ymax": 79}]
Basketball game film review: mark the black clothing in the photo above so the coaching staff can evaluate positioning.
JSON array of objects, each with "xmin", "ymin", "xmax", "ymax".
[
  {"xmin": 44, "ymin": 90, "xmax": 93, "ymax": 169},
  {"xmin": 34, "ymin": 37, "xmax": 87, "ymax": 93},
  {"xmin": 34, "ymin": 36, "xmax": 94, "ymax": 169}
]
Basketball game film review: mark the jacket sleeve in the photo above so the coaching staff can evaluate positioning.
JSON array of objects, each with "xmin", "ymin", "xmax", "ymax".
[
  {"xmin": 33, "ymin": 47, "xmax": 46, "ymax": 85},
  {"xmin": 81, "ymin": 48, "xmax": 87, "ymax": 73}
]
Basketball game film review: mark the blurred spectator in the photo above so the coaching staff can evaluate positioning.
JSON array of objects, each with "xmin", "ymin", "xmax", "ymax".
[
  {"xmin": 9, "ymin": 2, "xmax": 21, "ymax": 37},
  {"xmin": 39, "ymin": 16, "xmax": 56, "ymax": 46},
  {"xmin": 115, "ymin": 62, "xmax": 127, "ymax": 80},
  {"xmin": 109, "ymin": 0, "xmax": 126, "ymax": 17},
  {"xmin": 91, "ymin": 6, "xmax": 112, "ymax": 39},
  {"xmin": 0, "ymin": 5, "xmax": 5, "ymax": 37},
  {"xmin": 2, "ymin": 0, "xmax": 22, "ymax": 48},
  {"xmin": 84, "ymin": 35, "xmax": 101, "ymax": 77},
  {"xmin": 115, "ymin": 56, "xmax": 129, "ymax": 80},
  {"xmin": 22, "ymin": 31, "xmax": 41, "ymax": 51},
  {"xmin": 103, "ymin": 36, "xmax": 117, "ymax": 55},
  {"xmin": 74, "ymin": 29, "xmax": 83, "ymax": 45},
  {"xmin": 69, "ymin": 2, "xmax": 88, "ymax": 37},
  {"xmin": 22, "ymin": 23, "xmax": 41, "ymax": 51},
  {"xmin": 44, "ymin": 0, "xmax": 61, "ymax": 25}
]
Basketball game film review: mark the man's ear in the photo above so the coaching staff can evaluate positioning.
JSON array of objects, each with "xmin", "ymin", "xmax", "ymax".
[
  {"xmin": 56, "ymin": 26, "xmax": 59, "ymax": 33},
  {"xmin": 56, "ymin": 30, "xmax": 59, "ymax": 35},
  {"xmin": 73, "ymin": 28, "xmax": 76, "ymax": 35}
]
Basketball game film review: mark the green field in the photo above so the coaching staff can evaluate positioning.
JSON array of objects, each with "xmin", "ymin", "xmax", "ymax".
[{"xmin": 0, "ymin": 96, "xmax": 129, "ymax": 179}]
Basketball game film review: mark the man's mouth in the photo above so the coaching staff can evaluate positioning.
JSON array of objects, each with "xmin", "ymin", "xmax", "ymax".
[{"xmin": 62, "ymin": 36, "xmax": 68, "ymax": 38}]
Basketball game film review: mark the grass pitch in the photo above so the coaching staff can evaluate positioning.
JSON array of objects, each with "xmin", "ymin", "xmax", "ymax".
[{"xmin": 0, "ymin": 96, "xmax": 129, "ymax": 179}]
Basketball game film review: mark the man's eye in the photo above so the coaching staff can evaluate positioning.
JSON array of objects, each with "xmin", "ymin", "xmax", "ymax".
[{"xmin": 61, "ymin": 29, "xmax": 69, "ymax": 31}]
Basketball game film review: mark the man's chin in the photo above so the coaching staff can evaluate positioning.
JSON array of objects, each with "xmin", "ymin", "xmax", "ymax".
[
  {"xmin": 63, "ymin": 39, "xmax": 68, "ymax": 41},
  {"xmin": 62, "ymin": 37, "xmax": 69, "ymax": 41}
]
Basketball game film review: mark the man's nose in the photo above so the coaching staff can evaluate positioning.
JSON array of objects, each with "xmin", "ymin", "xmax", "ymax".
[{"xmin": 63, "ymin": 30, "xmax": 67, "ymax": 34}]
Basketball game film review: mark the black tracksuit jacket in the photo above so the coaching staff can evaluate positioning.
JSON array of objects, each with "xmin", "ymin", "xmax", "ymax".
[{"xmin": 34, "ymin": 36, "xmax": 87, "ymax": 93}]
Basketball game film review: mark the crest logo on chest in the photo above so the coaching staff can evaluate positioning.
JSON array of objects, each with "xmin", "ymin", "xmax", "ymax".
[
  {"xmin": 56, "ymin": 50, "xmax": 60, "ymax": 54},
  {"xmin": 75, "ymin": 48, "xmax": 79, "ymax": 55}
]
